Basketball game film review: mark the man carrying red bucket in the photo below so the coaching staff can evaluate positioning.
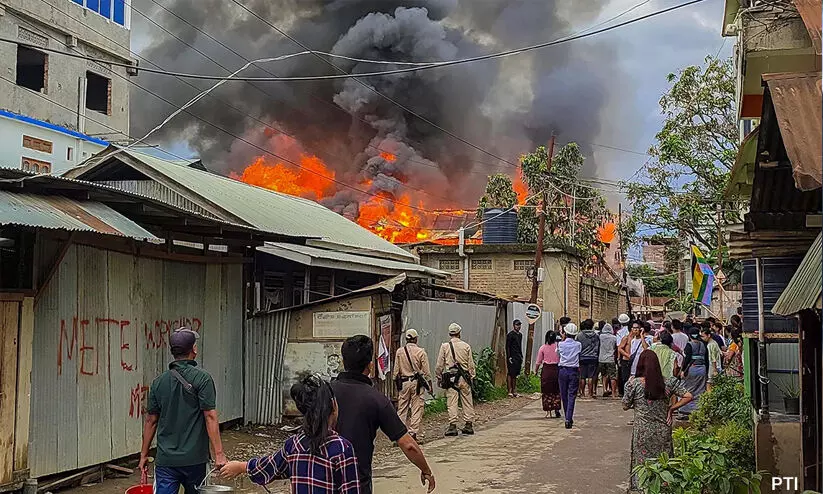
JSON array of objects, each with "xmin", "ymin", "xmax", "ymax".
[{"xmin": 136, "ymin": 328, "xmax": 227, "ymax": 494}]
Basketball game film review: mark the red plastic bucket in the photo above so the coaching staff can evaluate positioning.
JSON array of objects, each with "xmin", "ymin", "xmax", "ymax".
[{"xmin": 125, "ymin": 485, "xmax": 153, "ymax": 494}]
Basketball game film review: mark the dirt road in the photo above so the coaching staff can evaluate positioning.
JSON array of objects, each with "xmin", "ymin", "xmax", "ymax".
[{"xmin": 372, "ymin": 397, "xmax": 632, "ymax": 493}]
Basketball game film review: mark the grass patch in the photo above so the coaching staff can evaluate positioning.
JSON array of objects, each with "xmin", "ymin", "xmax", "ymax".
[
  {"xmin": 424, "ymin": 397, "xmax": 447, "ymax": 417},
  {"xmin": 516, "ymin": 373, "xmax": 540, "ymax": 394}
]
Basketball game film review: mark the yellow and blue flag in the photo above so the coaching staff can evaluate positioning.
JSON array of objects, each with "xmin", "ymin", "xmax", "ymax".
[{"xmin": 691, "ymin": 245, "xmax": 715, "ymax": 306}]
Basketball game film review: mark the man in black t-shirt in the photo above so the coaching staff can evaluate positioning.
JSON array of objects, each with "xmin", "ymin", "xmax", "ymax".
[
  {"xmin": 506, "ymin": 320, "xmax": 524, "ymax": 397},
  {"xmin": 331, "ymin": 335, "xmax": 435, "ymax": 493}
]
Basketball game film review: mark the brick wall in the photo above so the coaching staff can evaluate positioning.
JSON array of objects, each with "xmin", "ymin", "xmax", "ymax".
[
  {"xmin": 421, "ymin": 250, "xmax": 582, "ymax": 324},
  {"xmin": 578, "ymin": 277, "xmax": 623, "ymax": 324}
]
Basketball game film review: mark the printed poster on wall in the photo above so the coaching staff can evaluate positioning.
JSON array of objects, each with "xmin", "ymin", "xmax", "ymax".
[
  {"xmin": 312, "ymin": 311, "xmax": 371, "ymax": 339},
  {"xmin": 376, "ymin": 315, "xmax": 392, "ymax": 380}
]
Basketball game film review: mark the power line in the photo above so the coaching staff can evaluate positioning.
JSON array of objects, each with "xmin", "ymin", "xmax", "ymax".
[
  {"xmin": 226, "ymin": 0, "xmax": 524, "ymax": 170},
  {"xmin": 18, "ymin": 9, "xmax": 465, "ymax": 217},
  {"xmin": 132, "ymin": 0, "xmax": 474, "ymax": 207},
  {"xmin": 225, "ymin": 0, "xmax": 706, "ymax": 167},
  {"xmin": 32, "ymin": 0, "xmax": 472, "ymax": 211},
  {"xmin": 101, "ymin": 0, "xmax": 714, "ymax": 83}
]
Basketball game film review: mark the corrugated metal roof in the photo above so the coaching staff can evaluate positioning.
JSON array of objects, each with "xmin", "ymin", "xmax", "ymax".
[
  {"xmin": 793, "ymin": 0, "xmax": 822, "ymax": 55},
  {"xmin": 258, "ymin": 273, "xmax": 408, "ymax": 314},
  {"xmin": 763, "ymin": 72, "xmax": 823, "ymax": 191},
  {"xmin": 724, "ymin": 126, "xmax": 759, "ymax": 198},
  {"xmin": 259, "ymin": 242, "xmax": 447, "ymax": 278},
  {"xmin": 772, "ymin": 231, "xmax": 822, "ymax": 315},
  {"xmin": 0, "ymin": 191, "xmax": 160, "ymax": 241},
  {"xmin": 78, "ymin": 149, "xmax": 418, "ymax": 262}
]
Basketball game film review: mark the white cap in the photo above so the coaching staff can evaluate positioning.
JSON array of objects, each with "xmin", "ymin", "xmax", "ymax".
[
  {"xmin": 618, "ymin": 313, "xmax": 630, "ymax": 324},
  {"xmin": 448, "ymin": 322, "xmax": 462, "ymax": 335},
  {"xmin": 405, "ymin": 328, "xmax": 419, "ymax": 340},
  {"xmin": 564, "ymin": 323, "xmax": 579, "ymax": 336}
]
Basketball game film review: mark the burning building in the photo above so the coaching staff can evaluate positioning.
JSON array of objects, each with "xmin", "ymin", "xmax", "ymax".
[{"xmin": 130, "ymin": 1, "xmax": 622, "ymax": 243}]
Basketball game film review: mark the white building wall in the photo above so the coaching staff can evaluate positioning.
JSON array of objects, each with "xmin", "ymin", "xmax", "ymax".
[{"xmin": 0, "ymin": 113, "xmax": 106, "ymax": 174}]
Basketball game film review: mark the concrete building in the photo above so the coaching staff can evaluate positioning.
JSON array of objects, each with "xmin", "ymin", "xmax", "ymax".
[
  {"xmin": 413, "ymin": 243, "xmax": 628, "ymax": 325},
  {"xmin": 0, "ymin": 0, "xmax": 132, "ymax": 175},
  {"xmin": 722, "ymin": 0, "xmax": 822, "ymax": 490},
  {"xmin": 641, "ymin": 242, "xmax": 667, "ymax": 272}
]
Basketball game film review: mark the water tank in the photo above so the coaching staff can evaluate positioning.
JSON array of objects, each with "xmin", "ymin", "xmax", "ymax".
[
  {"xmin": 741, "ymin": 256, "xmax": 803, "ymax": 335},
  {"xmin": 482, "ymin": 208, "xmax": 518, "ymax": 244}
]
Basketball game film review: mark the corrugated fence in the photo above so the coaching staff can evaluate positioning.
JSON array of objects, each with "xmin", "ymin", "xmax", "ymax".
[
  {"xmin": 401, "ymin": 300, "xmax": 498, "ymax": 392},
  {"xmin": 244, "ymin": 310, "xmax": 291, "ymax": 425},
  {"xmin": 29, "ymin": 244, "xmax": 244, "ymax": 477}
]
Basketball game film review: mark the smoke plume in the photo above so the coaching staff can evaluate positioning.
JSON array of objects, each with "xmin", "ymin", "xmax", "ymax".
[{"xmin": 131, "ymin": 0, "xmax": 621, "ymax": 212}]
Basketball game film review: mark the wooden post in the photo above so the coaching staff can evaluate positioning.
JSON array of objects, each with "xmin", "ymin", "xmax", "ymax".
[
  {"xmin": 717, "ymin": 204, "xmax": 724, "ymax": 321},
  {"xmin": 0, "ymin": 301, "xmax": 20, "ymax": 484},
  {"xmin": 525, "ymin": 135, "xmax": 555, "ymax": 375},
  {"xmin": 14, "ymin": 297, "xmax": 34, "ymax": 472}
]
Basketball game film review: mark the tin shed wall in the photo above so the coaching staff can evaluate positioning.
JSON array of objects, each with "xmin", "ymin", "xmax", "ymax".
[
  {"xmin": 29, "ymin": 244, "xmax": 244, "ymax": 478},
  {"xmin": 244, "ymin": 310, "xmax": 290, "ymax": 425},
  {"xmin": 401, "ymin": 300, "xmax": 498, "ymax": 395}
]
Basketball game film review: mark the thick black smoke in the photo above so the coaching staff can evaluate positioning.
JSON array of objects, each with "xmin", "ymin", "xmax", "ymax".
[{"xmin": 131, "ymin": 1, "xmax": 618, "ymax": 211}]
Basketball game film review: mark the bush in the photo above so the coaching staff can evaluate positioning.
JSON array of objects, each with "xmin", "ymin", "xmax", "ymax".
[
  {"xmin": 634, "ymin": 429, "xmax": 762, "ymax": 494},
  {"xmin": 689, "ymin": 375, "xmax": 751, "ymax": 431},
  {"xmin": 516, "ymin": 373, "xmax": 540, "ymax": 394},
  {"xmin": 635, "ymin": 374, "xmax": 760, "ymax": 493},
  {"xmin": 472, "ymin": 347, "xmax": 509, "ymax": 403},
  {"xmin": 424, "ymin": 397, "xmax": 447, "ymax": 417}
]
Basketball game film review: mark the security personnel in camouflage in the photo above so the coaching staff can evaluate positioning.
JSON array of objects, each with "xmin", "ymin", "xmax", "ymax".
[{"xmin": 392, "ymin": 329, "xmax": 431, "ymax": 441}]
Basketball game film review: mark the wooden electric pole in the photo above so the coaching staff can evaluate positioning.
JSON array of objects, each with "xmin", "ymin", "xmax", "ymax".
[
  {"xmin": 525, "ymin": 134, "xmax": 555, "ymax": 375},
  {"xmin": 717, "ymin": 203, "xmax": 724, "ymax": 321}
]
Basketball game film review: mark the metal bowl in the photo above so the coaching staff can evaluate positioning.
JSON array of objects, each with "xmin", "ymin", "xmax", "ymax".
[{"xmin": 197, "ymin": 485, "xmax": 235, "ymax": 493}]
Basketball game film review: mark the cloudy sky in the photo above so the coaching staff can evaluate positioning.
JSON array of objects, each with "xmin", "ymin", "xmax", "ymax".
[{"xmin": 129, "ymin": 0, "xmax": 732, "ymax": 208}]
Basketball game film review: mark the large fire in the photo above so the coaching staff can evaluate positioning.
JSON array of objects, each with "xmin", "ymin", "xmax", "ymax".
[{"xmin": 233, "ymin": 153, "xmax": 518, "ymax": 245}]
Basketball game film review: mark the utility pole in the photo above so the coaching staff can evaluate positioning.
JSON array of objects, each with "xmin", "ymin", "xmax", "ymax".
[
  {"xmin": 717, "ymin": 203, "xmax": 724, "ymax": 321},
  {"xmin": 525, "ymin": 134, "xmax": 555, "ymax": 375},
  {"xmin": 619, "ymin": 202, "xmax": 632, "ymax": 316}
]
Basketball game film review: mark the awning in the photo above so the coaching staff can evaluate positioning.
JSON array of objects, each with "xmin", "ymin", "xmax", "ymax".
[
  {"xmin": 258, "ymin": 242, "xmax": 448, "ymax": 279},
  {"xmin": 0, "ymin": 191, "xmax": 160, "ymax": 241},
  {"xmin": 724, "ymin": 126, "xmax": 759, "ymax": 198},
  {"xmin": 763, "ymin": 72, "xmax": 823, "ymax": 191},
  {"xmin": 772, "ymin": 232, "xmax": 822, "ymax": 315},
  {"xmin": 793, "ymin": 0, "xmax": 822, "ymax": 55}
]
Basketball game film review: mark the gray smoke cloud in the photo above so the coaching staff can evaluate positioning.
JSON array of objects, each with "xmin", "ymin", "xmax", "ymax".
[{"xmin": 131, "ymin": 0, "xmax": 620, "ymax": 213}]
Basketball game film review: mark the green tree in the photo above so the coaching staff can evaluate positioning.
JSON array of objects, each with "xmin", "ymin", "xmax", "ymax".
[
  {"xmin": 476, "ymin": 173, "xmax": 517, "ymax": 220},
  {"xmin": 625, "ymin": 263, "xmax": 678, "ymax": 297},
  {"xmin": 621, "ymin": 56, "xmax": 741, "ymax": 262},
  {"xmin": 519, "ymin": 143, "xmax": 609, "ymax": 263}
]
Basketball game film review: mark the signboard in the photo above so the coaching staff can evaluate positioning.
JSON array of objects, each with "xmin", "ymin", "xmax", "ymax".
[
  {"xmin": 312, "ymin": 311, "xmax": 371, "ymax": 339},
  {"xmin": 525, "ymin": 303, "xmax": 542, "ymax": 324}
]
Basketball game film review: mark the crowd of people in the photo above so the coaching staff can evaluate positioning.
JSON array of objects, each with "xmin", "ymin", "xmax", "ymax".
[
  {"xmin": 140, "ymin": 324, "xmax": 484, "ymax": 493},
  {"xmin": 525, "ymin": 311, "xmax": 745, "ymax": 491},
  {"xmin": 137, "ymin": 312, "xmax": 744, "ymax": 493}
]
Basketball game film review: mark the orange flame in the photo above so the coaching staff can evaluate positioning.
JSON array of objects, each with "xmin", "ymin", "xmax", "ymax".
[
  {"xmin": 356, "ymin": 193, "xmax": 430, "ymax": 243},
  {"xmin": 513, "ymin": 174, "xmax": 528, "ymax": 205},
  {"xmin": 233, "ymin": 152, "xmax": 529, "ymax": 246},
  {"xmin": 232, "ymin": 155, "xmax": 336, "ymax": 200}
]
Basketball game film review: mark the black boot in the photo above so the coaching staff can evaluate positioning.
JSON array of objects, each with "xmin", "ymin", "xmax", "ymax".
[
  {"xmin": 565, "ymin": 421, "xmax": 572, "ymax": 429},
  {"xmin": 462, "ymin": 422, "xmax": 474, "ymax": 435},
  {"xmin": 445, "ymin": 424, "xmax": 459, "ymax": 436},
  {"xmin": 554, "ymin": 410, "xmax": 561, "ymax": 418}
]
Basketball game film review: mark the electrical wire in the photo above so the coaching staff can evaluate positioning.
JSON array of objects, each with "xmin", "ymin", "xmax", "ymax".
[
  {"xmin": 129, "ymin": 2, "xmax": 473, "ymax": 206},
  {"xmin": 32, "ymin": 0, "xmax": 709, "ymax": 84}
]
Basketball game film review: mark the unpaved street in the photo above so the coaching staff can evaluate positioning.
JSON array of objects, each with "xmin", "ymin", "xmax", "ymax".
[
  {"xmin": 55, "ymin": 396, "xmax": 630, "ymax": 493},
  {"xmin": 373, "ymin": 398, "xmax": 631, "ymax": 493}
]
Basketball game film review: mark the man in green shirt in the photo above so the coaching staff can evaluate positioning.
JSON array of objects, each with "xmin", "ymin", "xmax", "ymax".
[
  {"xmin": 138, "ymin": 328, "xmax": 227, "ymax": 494},
  {"xmin": 700, "ymin": 325, "xmax": 723, "ymax": 392}
]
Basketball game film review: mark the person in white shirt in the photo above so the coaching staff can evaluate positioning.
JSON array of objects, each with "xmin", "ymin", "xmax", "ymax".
[
  {"xmin": 615, "ymin": 313, "xmax": 631, "ymax": 396},
  {"xmin": 670, "ymin": 319, "xmax": 690, "ymax": 353},
  {"xmin": 557, "ymin": 323, "xmax": 583, "ymax": 429}
]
